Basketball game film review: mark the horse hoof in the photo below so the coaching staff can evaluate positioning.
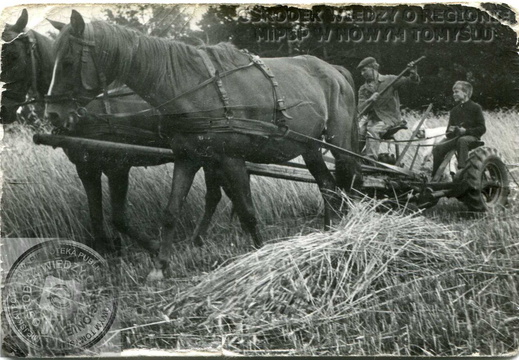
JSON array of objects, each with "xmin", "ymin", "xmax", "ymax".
[
  {"xmin": 112, "ymin": 220, "xmax": 130, "ymax": 234},
  {"xmin": 162, "ymin": 212, "xmax": 174, "ymax": 228},
  {"xmin": 144, "ymin": 240, "xmax": 160, "ymax": 252},
  {"xmin": 92, "ymin": 243, "xmax": 118, "ymax": 256},
  {"xmin": 146, "ymin": 268, "xmax": 165, "ymax": 282},
  {"xmin": 192, "ymin": 236, "xmax": 204, "ymax": 247}
]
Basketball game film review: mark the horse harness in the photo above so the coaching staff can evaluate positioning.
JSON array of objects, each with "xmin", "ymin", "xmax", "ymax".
[
  {"xmin": 3, "ymin": 30, "xmax": 41, "ymax": 107},
  {"xmin": 48, "ymin": 26, "xmax": 417, "ymax": 178},
  {"xmin": 47, "ymin": 23, "xmax": 292, "ymax": 130}
]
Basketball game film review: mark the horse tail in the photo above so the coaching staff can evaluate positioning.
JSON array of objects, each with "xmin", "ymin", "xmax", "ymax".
[
  {"xmin": 332, "ymin": 65, "xmax": 355, "ymax": 100},
  {"xmin": 332, "ymin": 65, "xmax": 359, "ymax": 154},
  {"xmin": 331, "ymin": 64, "xmax": 363, "ymax": 191},
  {"xmin": 349, "ymin": 99, "xmax": 360, "ymax": 155}
]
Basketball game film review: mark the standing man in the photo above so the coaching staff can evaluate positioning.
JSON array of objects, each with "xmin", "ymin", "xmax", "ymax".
[
  {"xmin": 357, "ymin": 57, "xmax": 420, "ymax": 159},
  {"xmin": 432, "ymin": 81, "xmax": 486, "ymax": 177}
]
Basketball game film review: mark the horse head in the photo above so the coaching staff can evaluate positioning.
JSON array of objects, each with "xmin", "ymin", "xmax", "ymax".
[
  {"xmin": 1, "ymin": 9, "xmax": 31, "ymax": 124},
  {"xmin": 2, "ymin": 9, "xmax": 57, "ymax": 125},
  {"xmin": 45, "ymin": 10, "xmax": 108, "ymax": 130}
]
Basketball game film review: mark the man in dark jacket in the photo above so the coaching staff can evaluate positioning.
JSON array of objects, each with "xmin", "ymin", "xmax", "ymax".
[{"xmin": 432, "ymin": 81, "xmax": 486, "ymax": 177}]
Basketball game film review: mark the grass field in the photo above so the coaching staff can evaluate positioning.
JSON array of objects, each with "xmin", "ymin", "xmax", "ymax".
[{"xmin": 1, "ymin": 109, "xmax": 518, "ymax": 356}]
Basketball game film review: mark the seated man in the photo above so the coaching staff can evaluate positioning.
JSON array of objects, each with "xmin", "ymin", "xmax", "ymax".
[
  {"xmin": 432, "ymin": 81, "xmax": 486, "ymax": 177},
  {"xmin": 357, "ymin": 57, "xmax": 420, "ymax": 159}
]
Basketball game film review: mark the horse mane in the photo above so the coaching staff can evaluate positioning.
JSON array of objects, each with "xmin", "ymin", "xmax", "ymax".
[
  {"xmin": 198, "ymin": 42, "xmax": 251, "ymax": 70},
  {"xmin": 55, "ymin": 20, "xmax": 250, "ymax": 90}
]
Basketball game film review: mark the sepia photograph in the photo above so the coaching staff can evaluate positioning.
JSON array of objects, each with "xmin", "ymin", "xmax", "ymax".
[{"xmin": 1, "ymin": 1, "xmax": 518, "ymax": 357}]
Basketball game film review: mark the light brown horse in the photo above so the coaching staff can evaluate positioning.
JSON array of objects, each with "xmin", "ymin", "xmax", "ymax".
[
  {"xmin": 2, "ymin": 10, "xmax": 235, "ymax": 255},
  {"xmin": 45, "ymin": 11, "xmax": 360, "ymax": 280}
]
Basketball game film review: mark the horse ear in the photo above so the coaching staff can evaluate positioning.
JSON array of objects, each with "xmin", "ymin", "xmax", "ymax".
[
  {"xmin": 12, "ymin": 8, "xmax": 28, "ymax": 33},
  {"xmin": 70, "ymin": 10, "xmax": 85, "ymax": 36},
  {"xmin": 47, "ymin": 18, "xmax": 66, "ymax": 31}
]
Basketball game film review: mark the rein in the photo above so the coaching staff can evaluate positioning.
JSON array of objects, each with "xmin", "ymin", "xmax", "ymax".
[{"xmin": 366, "ymin": 132, "xmax": 445, "ymax": 144}]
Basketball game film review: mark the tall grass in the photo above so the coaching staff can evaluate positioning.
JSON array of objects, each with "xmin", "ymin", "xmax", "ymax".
[
  {"xmin": 1, "ymin": 110, "xmax": 518, "ymax": 356},
  {"xmin": 390, "ymin": 109, "xmax": 518, "ymax": 172}
]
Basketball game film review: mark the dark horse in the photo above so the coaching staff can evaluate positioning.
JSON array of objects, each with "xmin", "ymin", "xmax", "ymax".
[
  {"xmin": 2, "ymin": 10, "xmax": 226, "ymax": 254},
  {"xmin": 1, "ymin": 9, "xmax": 54, "ymax": 125},
  {"xmin": 1, "ymin": 10, "xmax": 156, "ymax": 252},
  {"xmin": 45, "ymin": 11, "xmax": 360, "ymax": 280}
]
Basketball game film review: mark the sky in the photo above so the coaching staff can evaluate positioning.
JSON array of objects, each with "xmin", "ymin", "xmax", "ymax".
[{"xmin": 0, "ymin": 4, "xmax": 212, "ymax": 37}]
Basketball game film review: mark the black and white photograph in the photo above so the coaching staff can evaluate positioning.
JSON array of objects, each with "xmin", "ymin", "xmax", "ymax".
[{"xmin": 1, "ymin": 1, "xmax": 518, "ymax": 357}]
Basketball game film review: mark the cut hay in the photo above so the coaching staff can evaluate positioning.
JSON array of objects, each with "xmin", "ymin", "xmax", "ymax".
[
  {"xmin": 163, "ymin": 200, "xmax": 518, "ymax": 355},
  {"xmin": 165, "ymin": 200, "xmax": 503, "ymax": 354}
]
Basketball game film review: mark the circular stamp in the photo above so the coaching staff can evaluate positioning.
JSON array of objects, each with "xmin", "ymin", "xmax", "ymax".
[{"xmin": 3, "ymin": 240, "xmax": 117, "ymax": 354}]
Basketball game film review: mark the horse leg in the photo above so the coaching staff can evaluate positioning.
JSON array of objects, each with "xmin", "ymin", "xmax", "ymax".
[
  {"xmin": 325, "ymin": 82, "xmax": 362, "ymax": 195},
  {"xmin": 218, "ymin": 157, "xmax": 263, "ymax": 249},
  {"xmin": 302, "ymin": 149, "xmax": 340, "ymax": 229},
  {"xmin": 75, "ymin": 163, "xmax": 114, "ymax": 254},
  {"xmin": 104, "ymin": 165, "xmax": 130, "ymax": 232},
  {"xmin": 105, "ymin": 165, "xmax": 157, "ymax": 252},
  {"xmin": 191, "ymin": 165, "xmax": 223, "ymax": 247},
  {"xmin": 147, "ymin": 158, "xmax": 201, "ymax": 282}
]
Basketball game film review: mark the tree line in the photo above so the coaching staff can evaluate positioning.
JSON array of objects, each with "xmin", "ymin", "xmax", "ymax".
[{"xmin": 104, "ymin": 4, "xmax": 518, "ymax": 110}]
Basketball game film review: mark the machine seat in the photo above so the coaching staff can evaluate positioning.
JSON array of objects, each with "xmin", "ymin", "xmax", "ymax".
[{"xmin": 381, "ymin": 121, "xmax": 408, "ymax": 140}]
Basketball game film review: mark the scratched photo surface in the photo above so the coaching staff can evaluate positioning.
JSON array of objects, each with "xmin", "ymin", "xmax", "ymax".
[{"xmin": 1, "ymin": 2, "xmax": 518, "ymax": 357}]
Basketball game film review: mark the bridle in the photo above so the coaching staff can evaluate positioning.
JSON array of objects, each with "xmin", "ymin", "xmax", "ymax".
[
  {"xmin": 45, "ymin": 23, "xmax": 113, "ymax": 116},
  {"xmin": 3, "ymin": 31, "xmax": 42, "ymax": 108}
]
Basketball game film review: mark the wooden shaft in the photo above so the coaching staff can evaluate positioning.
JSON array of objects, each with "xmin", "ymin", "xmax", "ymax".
[{"xmin": 33, "ymin": 134, "xmax": 176, "ymax": 159}]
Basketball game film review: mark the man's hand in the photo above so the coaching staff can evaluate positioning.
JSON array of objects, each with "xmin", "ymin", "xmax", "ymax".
[
  {"xmin": 447, "ymin": 126, "xmax": 466, "ymax": 137},
  {"xmin": 368, "ymin": 92, "xmax": 380, "ymax": 102}
]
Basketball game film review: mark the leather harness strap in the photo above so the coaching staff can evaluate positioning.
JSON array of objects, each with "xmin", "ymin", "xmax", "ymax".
[
  {"xmin": 70, "ymin": 23, "xmax": 112, "ymax": 115},
  {"xmin": 195, "ymin": 49, "xmax": 292, "ymax": 126},
  {"xmin": 247, "ymin": 52, "xmax": 293, "ymax": 124},
  {"xmin": 26, "ymin": 31, "xmax": 40, "ymax": 101},
  {"xmin": 198, "ymin": 49, "xmax": 233, "ymax": 121}
]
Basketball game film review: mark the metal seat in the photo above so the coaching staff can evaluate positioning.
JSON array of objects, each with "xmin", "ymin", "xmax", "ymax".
[
  {"xmin": 470, "ymin": 140, "xmax": 485, "ymax": 149},
  {"xmin": 381, "ymin": 122, "xmax": 408, "ymax": 140}
]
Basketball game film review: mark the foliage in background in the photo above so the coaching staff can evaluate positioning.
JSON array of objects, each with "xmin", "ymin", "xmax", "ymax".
[
  {"xmin": 192, "ymin": 4, "xmax": 518, "ymax": 110},
  {"xmin": 93, "ymin": 3, "xmax": 519, "ymax": 109},
  {"xmin": 103, "ymin": 4, "xmax": 195, "ymax": 39}
]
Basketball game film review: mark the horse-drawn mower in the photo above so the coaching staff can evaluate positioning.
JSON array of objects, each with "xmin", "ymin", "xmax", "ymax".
[
  {"xmin": 33, "ymin": 113, "xmax": 509, "ymax": 214},
  {"xmin": 33, "ymin": 23, "xmax": 509, "ymax": 219}
]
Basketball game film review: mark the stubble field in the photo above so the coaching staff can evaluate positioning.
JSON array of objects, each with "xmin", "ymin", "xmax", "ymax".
[{"xmin": 1, "ymin": 109, "xmax": 518, "ymax": 356}]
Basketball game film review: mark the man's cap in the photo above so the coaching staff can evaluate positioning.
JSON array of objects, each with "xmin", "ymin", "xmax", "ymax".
[{"xmin": 357, "ymin": 57, "xmax": 378, "ymax": 70}]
